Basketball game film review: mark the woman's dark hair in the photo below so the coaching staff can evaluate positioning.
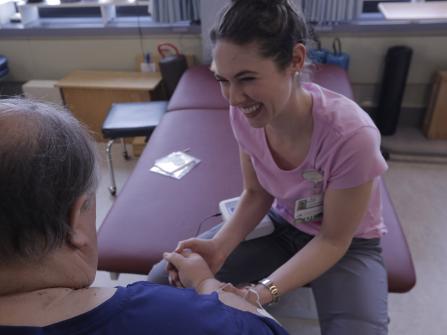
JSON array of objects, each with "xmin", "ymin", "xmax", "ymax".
[
  {"xmin": 210, "ymin": 0, "xmax": 310, "ymax": 70},
  {"xmin": 0, "ymin": 98, "xmax": 99, "ymax": 264}
]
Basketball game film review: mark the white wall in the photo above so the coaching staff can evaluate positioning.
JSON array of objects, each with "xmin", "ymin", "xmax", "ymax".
[
  {"xmin": 0, "ymin": 34, "xmax": 202, "ymax": 81},
  {"xmin": 200, "ymin": 0, "xmax": 227, "ymax": 63}
]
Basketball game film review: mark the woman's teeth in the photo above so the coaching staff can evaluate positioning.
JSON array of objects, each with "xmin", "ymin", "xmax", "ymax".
[{"xmin": 241, "ymin": 104, "xmax": 261, "ymax": 115}]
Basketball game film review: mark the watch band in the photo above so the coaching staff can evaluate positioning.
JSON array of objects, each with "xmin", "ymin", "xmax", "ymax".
[{"xmin": 258, "ymin": 278, "xmax": 280, "ymax": 304}]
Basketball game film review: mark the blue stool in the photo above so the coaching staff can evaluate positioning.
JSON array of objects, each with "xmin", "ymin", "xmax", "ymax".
[
  {"xmin": 101, "ymin": 60, "xmax": 186, "ymax": 195},
  {"xmin": 101, "ymin": 101, "xmax": 168, "ymax": 196}
]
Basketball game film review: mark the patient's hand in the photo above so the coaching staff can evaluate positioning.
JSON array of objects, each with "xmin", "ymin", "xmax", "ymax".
[
  {"xmin": 163, "ymin": 250, "xmax": 214, "ymax": 290},
  {"xmin": 164, "ymin": 252, "xmax": 276, "ymax": 319},
  {"xmin": 165, "ymin": 260, "xmax": 182, "ymax": 287},
  {"xmin": 175, "ymin": 238, "xmax": 225, "ymax": 274},
  {"xmin": 166, "ymin": 238, "xmax": 224, "ymax": 288}
]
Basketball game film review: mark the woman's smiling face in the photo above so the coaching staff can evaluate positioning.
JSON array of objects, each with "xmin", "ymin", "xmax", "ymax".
[{"xmin": 212, "ymin": 40, "xmax": 299, "ymax": 128}]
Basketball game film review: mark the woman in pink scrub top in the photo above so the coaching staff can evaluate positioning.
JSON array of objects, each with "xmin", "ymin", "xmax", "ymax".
[{"xmin": 149, "ymin": 1, "xmax": 389, "ymax": 334}]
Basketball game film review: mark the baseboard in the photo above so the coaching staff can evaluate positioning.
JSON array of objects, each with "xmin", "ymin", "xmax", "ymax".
[{"xmin": 381, "ymin": 126, "xmax": 447, "ymax": 162}]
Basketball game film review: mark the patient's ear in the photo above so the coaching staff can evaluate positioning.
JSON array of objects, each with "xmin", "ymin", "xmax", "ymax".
[{"xmin": 67, "ymin": 194, "xmax": 91, "ymax": 248}]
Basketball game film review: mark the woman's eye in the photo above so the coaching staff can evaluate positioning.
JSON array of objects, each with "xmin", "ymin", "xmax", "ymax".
[
  {"xmin": 214, "ymin": 76, "xmax": 227, "ymax": 82},
  {"xmin": 217, "ymin": 80, "xmax": 229, "ymax": 86},
  {"xmin": 240, "ymin": 77, "xmax": 255, "ymax": 82}
]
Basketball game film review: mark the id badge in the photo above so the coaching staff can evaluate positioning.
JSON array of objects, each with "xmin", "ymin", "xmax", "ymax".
[{"xmin": 294, "ymin": 194, "xmax": 323, "ymax": 223}]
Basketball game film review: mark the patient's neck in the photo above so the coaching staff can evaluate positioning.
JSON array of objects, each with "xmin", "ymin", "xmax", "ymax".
[
  {"xmin": 0, "ymin": 247, "xmax": 94, "ymax": 296},
  {"xmin": 0, "ymin": 252, "xmax": 114, "ymax": 328}
]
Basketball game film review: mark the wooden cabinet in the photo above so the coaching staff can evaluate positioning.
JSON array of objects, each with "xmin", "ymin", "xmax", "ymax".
[
  {"xmin": 57, "ymin": 70, "xmax": 162, "ymax": 141},
  {"xmin": 423, "ymin": 71, "xmax": 447, "ymax": 139}
]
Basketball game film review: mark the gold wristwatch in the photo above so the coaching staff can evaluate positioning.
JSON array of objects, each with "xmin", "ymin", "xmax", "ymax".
[{"xmin": 258, "ymin": 278, "xmax": 280, "ymax": 304}]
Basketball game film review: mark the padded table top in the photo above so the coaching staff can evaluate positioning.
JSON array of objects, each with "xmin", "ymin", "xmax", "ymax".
[{"xmin": 98, "ymin": 109, "xmax": 242, "ymax": 273}]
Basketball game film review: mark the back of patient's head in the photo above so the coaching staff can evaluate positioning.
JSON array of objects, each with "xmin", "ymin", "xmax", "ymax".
[{"xmin": 0, "ymin": 98, "xmax": 98, "ymax": 264}]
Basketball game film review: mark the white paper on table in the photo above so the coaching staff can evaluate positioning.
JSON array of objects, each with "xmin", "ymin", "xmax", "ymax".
[{"xmin": 150, "ymin": 151, "xmax": 200, "ymax": 179}]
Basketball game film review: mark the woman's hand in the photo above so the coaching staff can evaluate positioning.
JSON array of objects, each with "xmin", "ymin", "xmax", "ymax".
[
  {"xmin": 164, "ymin": 251, "xmax": 276, "ymax": 318},
  {"xmin": 165, "ymin": 238, "xmax": 226, "ymax": 287},
  {"xmin": 175, "ymin": 238, "xmax": 226, "ymax": 274},
  {"xmin": 163, "ymin": 250, "xmax": 214, "ymax": 289}
]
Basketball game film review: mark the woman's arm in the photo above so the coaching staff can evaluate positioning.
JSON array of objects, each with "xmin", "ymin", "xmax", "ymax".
[
  {"xmin": 253, "ymin": 180, "xmax": 374, "ymax": 305},
  {"xmin": 175, "ymin": 149, "xmax": 274, "ymax": 272},
  {"xmin": 164, "ymin": 251, "xmax": 273, "ymax": 318},
  {"xmin": 212, "ymin": 149, "xmax": 274, "ymax": 258}
]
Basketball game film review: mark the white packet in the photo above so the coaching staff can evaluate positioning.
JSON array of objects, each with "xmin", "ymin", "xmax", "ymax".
[{"xmin": 150, "ymin": 151, "xmax": 200, "ymax": 179}]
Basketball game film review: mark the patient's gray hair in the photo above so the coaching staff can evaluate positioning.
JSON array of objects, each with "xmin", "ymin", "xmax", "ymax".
[{"xmin": 0, "ymin": 98, "xmax": 99, "ymax": 263}]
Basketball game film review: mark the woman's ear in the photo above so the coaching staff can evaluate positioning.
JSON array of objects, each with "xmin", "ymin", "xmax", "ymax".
[
  {"xmin": 67, "ymin": 194, "xmax": 90, "ymax": 248},
  {"xmin": 290, "ymin": 43, "xmax": 306, "ymax": 74}
]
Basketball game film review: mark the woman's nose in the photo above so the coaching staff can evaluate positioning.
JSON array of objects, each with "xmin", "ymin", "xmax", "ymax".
[{"xmin": 228, "ymin": 84, "xmax": 245, "ymax": 106}]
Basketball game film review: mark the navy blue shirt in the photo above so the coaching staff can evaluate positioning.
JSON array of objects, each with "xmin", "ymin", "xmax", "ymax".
[{"xmin": 0, "ymin": 282, "xmax": 289, "ymax": 335}]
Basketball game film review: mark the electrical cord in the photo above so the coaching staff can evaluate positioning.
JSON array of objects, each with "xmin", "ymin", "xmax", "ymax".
[
  {"xmin": 194, "ymin": 212, "xmax": 222, "ymax": 237},
  {"xmin": 166, "ymin": 212, "xmax": 221, "ymax": 287}
]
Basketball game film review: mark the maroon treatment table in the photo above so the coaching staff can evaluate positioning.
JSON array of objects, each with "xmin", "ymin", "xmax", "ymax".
[{"xmin": 98, "ymin": 64, "xmax": 416, "ymax": 293}]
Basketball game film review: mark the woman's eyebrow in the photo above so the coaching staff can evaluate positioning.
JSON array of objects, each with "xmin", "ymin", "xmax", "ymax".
[
  {"xmin": 234, "ymin": 70, "xmax": 257, "ymax": 78},
  {"xmin": 214, "ymin": 70, "xmax": 257, "ymax": 80}
]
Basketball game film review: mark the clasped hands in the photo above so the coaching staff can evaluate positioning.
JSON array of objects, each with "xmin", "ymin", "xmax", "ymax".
[
  {"xmin": 163, "ymin": 237, "xmax": 224, "ymax": 290},
  {"xmin": 163, "ymin": 238, "xmax": 271, "ymax": 306}
]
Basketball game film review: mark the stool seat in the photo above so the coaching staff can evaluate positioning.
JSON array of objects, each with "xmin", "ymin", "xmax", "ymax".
[
  {"xmin": 102, "ymin": 101, "xmax": 168, "ymax": 139},
  {"xmin": 101, "ymin": 100, "xmax": 168, "ymax": 196}
]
